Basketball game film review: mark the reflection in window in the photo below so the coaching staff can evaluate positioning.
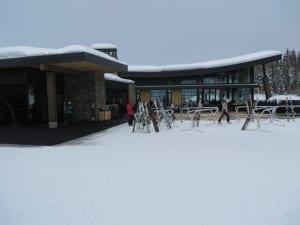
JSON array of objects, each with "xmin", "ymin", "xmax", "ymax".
[
  {"xmin": 150, "ymin": 89, "xmax": 171, "ymax": 106},
  {"xmin": 233, "ymin": 88, "xmax": 251, "ymax": 101},
  {"xmin": 215, "ymin": 75, "xmax": 226, "ymax": 84},
  {"xmin": 182, "ymin": 89, "xmax": 197, "ymax": 106},
  {"xmin": 181, "ymin": 80, "xmax": 197, "ymax": 85},
  {"xmin": 203, "ymin": 76, "xmax": 215, "ymax": 84}
]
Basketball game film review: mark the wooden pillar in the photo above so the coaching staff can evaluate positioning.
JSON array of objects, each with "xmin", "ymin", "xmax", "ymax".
[
  {"xmin": 262, "ymin": 64, "xmax": 272, "ymax": 100},
  {"xmin": 46, "ymin": 72, "xmax": 57, "ymax": 128}
]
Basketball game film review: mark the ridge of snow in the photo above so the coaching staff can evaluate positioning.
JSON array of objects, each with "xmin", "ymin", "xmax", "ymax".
[
  {"xmin": 129, "ymin": 50, "xmax": 282, "ymax": 72},
  {"xmin": 268, "ymin": 95, "xmax": 300, "ymax": 102},
  {"xmin": 104, "ymin": 73, "xmax": 134, "ymax": 84},
  {"xmin": 91, "ymin": 43, "xmax": 118, "ymax": 49},
  {"xmin": 0, "ymin": 45, "xmax": 126, "ymax": 65}
]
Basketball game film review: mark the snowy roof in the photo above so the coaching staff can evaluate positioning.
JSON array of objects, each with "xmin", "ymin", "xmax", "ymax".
[
  {"xmin": 129, "ymin": 50, "xmax": 282, "ymax": 73},
  {"xmin": 91, "ymin": 43, "xmax": 118, "ymax": 49},
  {"xmin": 104, "ymin": 73, "xmax": 134, "ymax": 84},
  {"xmin": 0, "ymin": 45, "xmax": 125, "ymax": 65}
]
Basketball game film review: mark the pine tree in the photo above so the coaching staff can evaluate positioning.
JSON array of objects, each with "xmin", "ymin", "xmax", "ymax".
[
  {"xmin": 296, "ymin": 52, "xmax": 300, "ymax": 95},
  {"xmin": 288, "ymin": 49, "xmax": 297, "ymax": 93},
  {"xmin": 254, "ymin": 65, "xmax": 264, "ymax": 93},
  {"xmin": 281, "ymin": 49, "xmax": 290, "ymax": 94}
]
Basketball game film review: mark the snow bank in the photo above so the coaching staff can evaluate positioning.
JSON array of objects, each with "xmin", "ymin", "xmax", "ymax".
[
  {"xmin": 254, "ymin": 93, "xmax": 267, "ymax": 101},
  {"xmin": 0, "ymin": 45, "xmax": 126, "ymax": 65},
  {"xmin": 129, "ymin": 50, "xmax": 281, "ymax": 72},
  {"xmin": 268, "ymin": 95, "xmax": 300, "ymax": 103},
  {"xmin": 105, "ymin": 73, "xmax": 134, "ymax": 84}
]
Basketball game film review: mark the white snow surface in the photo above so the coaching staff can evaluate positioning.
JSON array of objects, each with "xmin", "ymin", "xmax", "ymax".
[
  {"xmin": 0, "ymin": 45, "xmax": 126, "ymax": 65},
  {"xmin": 91, "ymin": 43, "xmax": 118, "ymax": 49},
  {"xmin": 129, "ymin": 50, "xmax": 281, "ymax": 72},
  {"xmin": 254, "ymin": 93, "xmax": 267, "ymax": 101},
  {"xmin": 1, "ymin": 119, "xmax": 300, "ymax": 225},
  {"xmin": 104, "ymin": 73, "xmax": 134, "ymax": 84}
]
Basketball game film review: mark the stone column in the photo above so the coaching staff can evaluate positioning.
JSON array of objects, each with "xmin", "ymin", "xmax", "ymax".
[
  {"xmin": 95, "ymin": 72, "xmax": 106, "ymax": 109},
  {"xmin": 46, "ymin": 71, "xmax": 58, "ymax": 128},
  {"xmin": 128, "ymin": 83, "xmax": 136, "ymax": 104}
]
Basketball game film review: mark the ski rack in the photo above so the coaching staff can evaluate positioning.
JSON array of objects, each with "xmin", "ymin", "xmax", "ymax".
[
  {"xmin": 132, "ymin": 102, "xmax": 151, "ymax": 133},
  {"xmin": 180, "ymin": 106, "xmax": 219, "ymax": 123},
  {"xmin": 236, "ymin": 105, "xmax": 300, "ymax": 122},
  {"xmin": 153, "ymin": 99, "xmax": 174, "ymax": 130}
]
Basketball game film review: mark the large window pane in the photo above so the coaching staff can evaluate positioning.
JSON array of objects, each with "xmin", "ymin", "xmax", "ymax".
[
  {"xmin": 182, "ymin": 89, "xmax": 197, "ymax": 106},
  {"xmin": 233, "ymin": 88, "xmax": 251, "ymax": 101},
  {"xmin": 215, "ymin": 73, "xmax": 226, "ymax": 84},
  {"xmin": 150, "ymin": 89, "xmax": 171, "ymax": 106}
]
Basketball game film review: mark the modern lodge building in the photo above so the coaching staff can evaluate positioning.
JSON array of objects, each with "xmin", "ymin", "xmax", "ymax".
[
  {"xmin": 0, "ymin": 43, "xmax": 282, "ymax": 128},
  {"xmin": 0, "ymin": 45, "xmax": 134, "ymax": 127},
  {"xmin": 119, "ymin": 51, "xmax": 282, "ymax": 109}
]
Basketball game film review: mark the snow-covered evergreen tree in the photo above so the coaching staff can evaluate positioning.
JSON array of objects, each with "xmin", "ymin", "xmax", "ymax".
[
  {"xmin": 254, "ymin": 48, "xmax": 300, "ymax": 96},
  {"xmin": 288, "ymin": 49, "xmax": 297, "ymax": 93},
  {"xmin": 296, "ymin": 51, "xmax": 300, "ymax": 95},
  {"xmin": 281, "ymin": 49, "xmax": 290, "ymax": 94}
]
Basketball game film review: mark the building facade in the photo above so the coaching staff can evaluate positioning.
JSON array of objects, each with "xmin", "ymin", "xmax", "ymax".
[
  {"xmin": 0, "ymin": 45, "xmax": 129, "ymax": 127},
  {"xmin": 120, "ymin": 51, "xmax": 282, "ymax": 109}
]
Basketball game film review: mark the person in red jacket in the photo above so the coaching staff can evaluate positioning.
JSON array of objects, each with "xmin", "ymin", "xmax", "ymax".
[{"xmin": 126, "ymin": 101, "xmax": 134, "ymax": 126}]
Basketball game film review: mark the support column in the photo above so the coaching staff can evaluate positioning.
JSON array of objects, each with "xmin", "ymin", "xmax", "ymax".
[
  {"xmin": 95, "ymin": 72, "xmax": 106, "ymax": 108},
  {"xmin": 262, "ymin": 64, "xmax": 272, "ymax": 100},
  {"xmin": 128, "ymin": 83, "xmax": 136, "ymax": 104},
  {"xmin": 46, "ymin": 72, "xmax": 58, "ymax": 128}
]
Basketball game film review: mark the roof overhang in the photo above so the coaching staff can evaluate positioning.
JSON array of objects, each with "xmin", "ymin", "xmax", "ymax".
[
  {"xmin": 0, "ymin": 52, "xmax": 127, "ymax": 73},
  {"xmin": 120, "ymin": 51, "xmax": 282, "ymax": 78}
]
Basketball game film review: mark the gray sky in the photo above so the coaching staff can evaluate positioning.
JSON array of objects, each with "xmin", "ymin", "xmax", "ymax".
[{"xmin": 0, "ymin": 0, "xmax": 299, "ymax": 65}]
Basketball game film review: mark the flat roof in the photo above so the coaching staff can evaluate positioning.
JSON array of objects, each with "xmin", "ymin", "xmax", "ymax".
[
  {"xmin": 120, "ymin": 50, "xmax": 282, "ymax": 78},
  {"xmin": 0, "ymin": 45, "xmax": 127, "ymax": 73}
]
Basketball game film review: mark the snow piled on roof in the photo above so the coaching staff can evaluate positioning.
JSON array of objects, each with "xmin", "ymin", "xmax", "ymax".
[
  {"xmin": 129, "ymin": 50, "xmax": 282, "ymax": 72},
  {"xmin": 91, "ymin": 43, "xmax": 118, "ymax": 49},
  {"xmin": 268, "ymin": 95, "xmax": 300, "ymax": 102},
  {"xmin": 104, "ymin": 73, "xmax": 134, "ymax": 84},
  {"xmin": 0, "ymin": 45, "xmax": 126, "ymax": 65},
  {"xmin": 254, "ymin": 93, "xmax": 267, "ymax": 101}
]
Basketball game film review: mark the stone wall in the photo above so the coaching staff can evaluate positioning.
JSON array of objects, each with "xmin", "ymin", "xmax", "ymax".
[
  {"xmin": 64, "ymin": 72, "xmax": 105, "ymax": 121},
  {"xmin": 128, "ymin": 83, "xmax": 136, "ymax": 104}
]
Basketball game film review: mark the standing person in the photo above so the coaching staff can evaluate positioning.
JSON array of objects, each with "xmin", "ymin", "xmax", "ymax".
[
  {"xmin": 218, "ymin": 100, "xmax": 230, "ymax": 123},
  {"xmin": 66, "ymin": 101, "xmax": 73, "ymax": 123},
  {"xmin": 126, "ymin": 101, "xmax": 134, "ymax": 126}
]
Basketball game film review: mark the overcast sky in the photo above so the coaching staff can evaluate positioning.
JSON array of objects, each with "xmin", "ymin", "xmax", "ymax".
[{"xmin": 0, "ymin": 0, "xmax": 299, "ymax": 65}]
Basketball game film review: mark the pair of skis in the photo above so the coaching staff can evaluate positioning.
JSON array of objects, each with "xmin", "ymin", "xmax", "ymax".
[
  {"xmin": 241, "ymin": 96, "xmax": 258, "ymax": 130},
  {"xmin": 132, "ymin": 101, "xmax": 159, "ymax": 133},
  {"xmin": 154, "ymin": 99, "xmax": 172, "ymax": 130}
]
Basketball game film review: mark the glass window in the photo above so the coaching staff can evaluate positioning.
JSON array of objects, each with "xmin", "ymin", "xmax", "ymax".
[
  {"xmin": 182, "ymin": 89, "xmax": 197, "ymax": 107},
  {"xmin": 204, "ymin": 89, "xmax": 210, "ymax": 104},
  {"xmin": 209, "ymin": 89, "xmax": 216, "ymax": 102},
  {"xmin": 136, "ymin": 90, "xmax": 141, "ymax": 102},
  {"xmin": 181, "ymin": 80, "xmax": 197, "ymax": 85},
  {"xmin": 150, "ymin": 89, "xmax": 171, "ymax": 106},
  {"xmin": 233, "ymin": 88, "xmax": 251, "ymax": 101},
  {"xmin": 228, "ymin": 73, "xmax": 233, "ymax": 83},
  {"xmin": 215, "ymin": 74, "xmax": 227, "ymax": 84},
  {"xmin": 151, "ymin": 89, "xmax": 166, "ymax": 101},
  {"xmin": 215, "ymin": 89, "xmax": 221, "ymax": 101},
  {"xmin": 203, "ymin": 76, "xmax": 215, "ymax": 84}
]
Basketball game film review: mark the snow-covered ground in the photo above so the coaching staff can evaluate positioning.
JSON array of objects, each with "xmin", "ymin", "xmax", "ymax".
[{"xmin": 1, "ymin": 118, "xmax": 300, "ymax": 225}]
